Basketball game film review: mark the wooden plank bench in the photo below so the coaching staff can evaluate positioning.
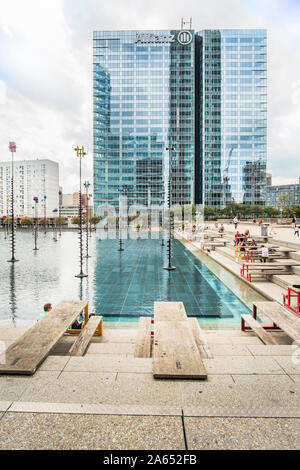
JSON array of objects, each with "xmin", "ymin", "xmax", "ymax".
[
  {"xmin": 241, "ymin": 314, "xmax": 279, "ymax": 345},
  {"xmin": 134, "ymin": 317, "xmax": 152, "ymax": 358},
  {"xmin": 68, "ymin": 316, "xmax": 103, "ymax": 356},
  {"xmin": 188, "ymin": 318, "xmax": 213, "ymax": 358},
  {"xmin": 0, "ymin": 300, "xmax": 88, "ymax": 375},
  {"xmin": 242, "ymin": 301, "xmax": 300, "ymax": 341},
  {"xmin": 153, "ymin": 302, "xmax": 207, "ymax": 380},
  {"xmin": 240, "ymin": 261, "xmax": 300, "ymax": 282}
]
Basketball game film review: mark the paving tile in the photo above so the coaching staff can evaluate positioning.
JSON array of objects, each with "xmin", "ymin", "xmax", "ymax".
[
  {"xmin": 0, "ymin": 371, "xmax": 58, "ymax": 401},
  {"xmin": 0, "ymin": 328, "xmax": 27, "ymax": 341},
  {"xmin": 230, "ymin": 336, "xmax": 263, "ymax": 345},
  {"xmin": 86, "ymin": 343, "xmax": 135, "ymax": 355},
  {"xmin": 247, "ymin": 345, "xmax": 295, "ymax": 356},
  {"xmin": 64, "ymin": 355, "xmax": 153, "ymax": 374},
  {"xmin": 184, "ymin": 417, "xmax": 299, "ymax": 450},
  {"xmin": 9, "ymin": 402, "xmax": 182, "ymax": 416},
  {"xmin": 0, "ymin": 413, "xmax": 185, "ymax": 450},
  {"xmin": 0, "ymin": 401, "xmax": 12, "ymax": 412},
  {"xmin": 209, "ymin": 344, "xmax": 251, "ymax": 356},
  {"xmin": 99, "ymin": 330, "xmax": 137, "ymax": 344},
  {"xmin": 203, "ymin": 356, "xmax": 285, "ymax": 375},
  {"xmin": 39, "ymin": 356, "xmax": 70, "ymax": 372},
  {"xmin": 273, "ymin": 356, "xmax": 300, "ymax": 375},
  {"xmin": 19, "ymin": 372, "xmax": 117, "ymax": 404}
]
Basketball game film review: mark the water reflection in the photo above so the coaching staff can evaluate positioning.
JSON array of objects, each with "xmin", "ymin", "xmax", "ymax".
[{"xmin": 0, "ymin": 232, "xmax": 263, "ymax": 328}]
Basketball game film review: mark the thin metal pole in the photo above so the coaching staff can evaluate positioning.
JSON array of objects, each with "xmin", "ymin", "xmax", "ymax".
[
  {"xmin": 85, "ymin": 186, "xmax": 90, "ymax": 257},
  {"xmin": 33, "ymin": 202, "xmax": 38, "ymax": 251},
  {"xmin": 75, "ymin": 147, "xmax": 87, "ymax": 278},
  {"xmin": 59, "ymin": 190, "xmax": 62, "ymax": 236},
  {"xmin": 118, "ymin": 192, "xmax": 124, "ymax": 251},
  {"xmin": 44, "ymin": 197, "xmax": 47, "ymax": 234},
  {"xmin": 164, "ymin": 147, "xmax": 176, "ymax": 271},
  {"xmin": 8, "ymin": 149, "xmax": 18, "ymax": 263}
]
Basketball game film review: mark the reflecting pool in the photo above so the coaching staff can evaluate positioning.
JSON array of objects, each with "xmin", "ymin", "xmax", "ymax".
[{"xmin": 0, "ymin": 232, "xmax": 258, "ymax": 328}]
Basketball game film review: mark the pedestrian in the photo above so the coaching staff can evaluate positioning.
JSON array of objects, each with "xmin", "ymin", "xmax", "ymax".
[
  {"xmin": 292, "ymin": 216, "xmax": 297, "ymax": 228},
  {"xmin": 233, "ymin": 216, "xmax": 238, "ymax": 229},
  {"xmin": 294, "ymin": 226, "xmax": 300, "ymax": 237},
  {"xmin": 260, "ymin": 245, "xmax": 269, "ymax": 263},
  {"xmin": 37, "ymin": 303, "xmax": 52, "ymax": 322}
]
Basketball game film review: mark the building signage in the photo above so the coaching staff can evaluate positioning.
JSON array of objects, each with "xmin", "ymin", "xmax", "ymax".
[{"xmin": 135, "ymin": 30, "xmax": 193, "ymax": 45}]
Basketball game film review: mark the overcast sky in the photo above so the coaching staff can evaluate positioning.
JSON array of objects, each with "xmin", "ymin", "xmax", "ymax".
[{"xmin": 0, "ymin": 0, "xmax": 300, "ymax": 192}]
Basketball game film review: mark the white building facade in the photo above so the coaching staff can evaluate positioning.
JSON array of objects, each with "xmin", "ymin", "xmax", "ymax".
[{"xmin": 0, "ymin": 159, "xmax": 59, "ymax": 218}]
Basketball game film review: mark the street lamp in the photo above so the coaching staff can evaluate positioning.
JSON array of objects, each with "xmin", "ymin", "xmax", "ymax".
[
  {"xmin": 83, "ymin": 180, "xmax": 91, "ymax": 258},
  {"xmin": 8, "ymin": 142, "xmax": 18, "ymax": 263},
  {"xmin": 33, "ymin": 197, "xmax": 39, "ymax": 251},
  {"xmin": 43, "ymin": 195, "xmax": 47, "ymax": 234},
  {"xmin": 164, "ymin": 147, "xmax": 176, "ymax": 271},
  {"xmin": 52, "ymin": 209, "xmax": 58, "ymax": 241},
  {"xmin": 74, "ymin": 146, "xmax": 87, "ymax": 278},
  {"xmin": 117, "ymin": 186, "xmax": 124, "ymax": 252}
]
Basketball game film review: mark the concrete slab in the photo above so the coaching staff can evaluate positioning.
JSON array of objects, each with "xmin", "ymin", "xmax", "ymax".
[
  {"xmin": 9, "ymin": 402, "xmax": 182, "ymax": 416},
  {"xmin": 273, "ymin": 356, "xmax": 300, "ymax": 375},
  {"xmin": 0, "ymin": 413, "xmax": 185, "ymax": 450},
  {"xmin": 86, "ymin": 342, "xmax": 135, "ymax": 355},
  {"xmin": 247, "ymin": 345, "xmax": 295, "ymax": 356},
  {"xmin": 39, "ymin": 355, "xmax": 70, "ymax": 372},
  {"xmin": 209, "ymin": 344, "xmax": 251, "ymax": 356},
  {"xmin": 0, "ymin": 401, "xmax": 12, "ymax": 412},
  {"xmin": 0, "ymin": 328, "xmax": 27, "ymax": 341},
  {"xmin": 64, "ymin": 355, "xmax": 153, "ymax": 374},
  {"xmin": 230, "ymin": 336, "xmax": 263, "ymax": 345},
  {"xmin": 19, "ymin": 372, "xmax": 117, "ymax": 404},
  {"xmin": 203, "ymin": 356, "xmax": 285, "ymax": 375},
  {"xmin": 99, "ymin": 329, "xmax": 137, "ymax": 344},
  {"xmin": 184, "ymin": 417, "xmax": 299, "ymax": 450},
  {"xmin": 0, "ymin": 371, "xmax": 59, "ymax": 401}
]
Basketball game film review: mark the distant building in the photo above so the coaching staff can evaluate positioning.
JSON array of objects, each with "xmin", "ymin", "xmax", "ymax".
[
  {"xmin": 266, "ymin": 180, "xmax": 300, "ymax": 207},
  {"xmin": 61, "ymin": 192, "xmax": 92, "ymax": 220},
  {"xmin": 266, "ymin": 173, "xmax": 272, "ymax": 186},
  {"xmin": 0, "ymin": 159, "xmax": 59, "ymax": 218}
]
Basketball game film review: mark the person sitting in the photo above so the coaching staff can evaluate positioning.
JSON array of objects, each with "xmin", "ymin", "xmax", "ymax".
[
  {"xmin": 239, "ymin": 240, "xmax": 247, "ymax": 252},
  {"xmin": 250, "ymin": 239, "xmax": 257, "ymax": 249},
  {"xmin": 37, "ymin": 303, "xmax": 52, "ymax": 322},
  {"xmin": 260, "ymin": 245, "xmax": 269, "ymax": 263},
  {"xmin": 218, "ymin": 224, "xmax": 224, "ymax": 233},
  {"xmin": 235, "ymin": 231, "xmax": 241, "ymax": 246}
]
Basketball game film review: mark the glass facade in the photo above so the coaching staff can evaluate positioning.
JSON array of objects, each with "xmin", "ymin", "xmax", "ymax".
[
  {"xmin": 197, "ymin": 29, "xmax": 267, "ymax": 207},
  {"xmin": 93, "ymin": 30, "xmax": 195, "ymax": 212},
  {"xmin": 93, "ymin": 29, "xmax": 267, "ymax": 211},
  {"xmin": 267, "ymin": 184, "xmax": 300, "ymax": 207}
]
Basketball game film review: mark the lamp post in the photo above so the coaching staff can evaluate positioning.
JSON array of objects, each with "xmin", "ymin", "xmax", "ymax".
[
  {"xmin": 118, "ymin": 187, "xmax": 124, "ymax": 252},
  {"xmin": 33, "ymin": 197, "xmax": 39, "ymax": 251},
  {"xmin": 8, "ymin": 142, "xmax": 18, "ymax": 263},
  {"xmin": 52, "ymin": 209, "xmax": 58, "ymax": 241},
  {"xmin": 74, "ymin": 146, "xmax": 87, "ymax": 278},
  {"xmin": 83, "ymin": 181, "xmax": 91, "ymax": 258},
  {"xmin": 43, "ymin": 195, "xmax": 47, "ymax": 234},
  {"xmin": 5, "ymin": 197, "xmax": 10, "ymax": 240},
  {"xmin": 164, "ymin": 146, "xmax": 176, "ymax": 271}
]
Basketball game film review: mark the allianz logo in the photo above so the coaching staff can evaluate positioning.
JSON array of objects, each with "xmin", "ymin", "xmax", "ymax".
[{"xmin": 135, "ymin": 30, "xmax": 193, "ymax": 45}]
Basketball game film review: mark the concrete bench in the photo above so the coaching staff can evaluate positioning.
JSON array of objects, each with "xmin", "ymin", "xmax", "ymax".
[
  {"xmin": 68, "ymin": 315, "xmax": 103, "ymax": 356},
  {"xmin": 241, "ymin": 314, "xmax": 279, "ymax": 345}
]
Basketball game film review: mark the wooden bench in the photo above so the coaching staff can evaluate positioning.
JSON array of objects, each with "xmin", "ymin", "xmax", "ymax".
[
  {"xmin": 242, "ymin": 301, "xmax": 300, "ymax": 341},
  {"xmin": 0, "ymin": 300, "xmax": 89, "ymax": 375},
  {"xmin": 283, "ymin": 285, "xmax": 300, "ymax": 315},
  {"xmin": 68, "ymin": 316, "xmax": 103, "ymax": 356},
  {"xmin": 153, "ymin": 302, "xmax": 207, "ymax": 380},
  {"xmin": 240, "ymin": 260, "xmax": 300, "ymax": 282},
  {"xmin": 134, "ymin": 317, "xmax": 152, "ymax": 358},
  {"xmin": 241, "ymin": 314, "xmax": 279, "ymax": 345},
  {"xmin": 188, "ymin": 318, "xmax": 213, "ymax": 359}
]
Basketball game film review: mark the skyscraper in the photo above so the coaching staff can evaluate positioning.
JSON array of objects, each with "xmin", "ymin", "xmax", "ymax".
[
  {"xmin": 197, "ymin": 29, "xmax": 267, "ymax": 207},
  {"xmin": 93, "ymin": 30, "xmax": 195, "ymax": 212},
  {"xmin": 93, "ymin": 28, "xmax": 267, "ymax": 212}
]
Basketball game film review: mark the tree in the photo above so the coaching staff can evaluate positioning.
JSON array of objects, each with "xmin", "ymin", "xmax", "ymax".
[
  {"xmin": 278, "ymin": 193, "xmax": 292, "ymax": 213},
  {"xmin": 72, "ymin": 216, "xmax": 86, "ymax": 225},
  {"xmin": 54, "ymin": 216, "xmax": 67, "ymax": 225},
  {"xmin": 89, "ymin": 215, "xmax": 101, "ymax": 229},
  {"xmin": 20, "ymin": 217, "xmax": 33, "ymax": 226}
]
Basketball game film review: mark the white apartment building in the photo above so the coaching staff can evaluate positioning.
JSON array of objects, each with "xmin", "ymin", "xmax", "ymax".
[{"xmin": 0, "ymin": 159, "xmax": 59, "ymax": 218}]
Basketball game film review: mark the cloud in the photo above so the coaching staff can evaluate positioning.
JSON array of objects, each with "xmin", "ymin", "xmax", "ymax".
[{"xmin": 0, "ymin": 0, "xmax": 299, "ymax": 192}]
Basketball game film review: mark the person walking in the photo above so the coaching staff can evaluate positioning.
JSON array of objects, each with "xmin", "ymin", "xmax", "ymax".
[
  {"xmin": 294, "ymin": 225, "xmax": 300, "ymax": 237},
  {"xmin": 233, "ymin": 216, "xmax": 238, "ymax": 230}
]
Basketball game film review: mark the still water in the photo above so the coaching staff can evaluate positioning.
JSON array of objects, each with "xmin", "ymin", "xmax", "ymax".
[{"xmin": 0, "ymin": 231, "xmax": 254, "ymax": 328}]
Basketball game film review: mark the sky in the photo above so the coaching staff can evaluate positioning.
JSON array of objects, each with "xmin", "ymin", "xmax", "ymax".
[{"xmin": 0, "ymin": 0, "xmax": 300, "ymax": 192}]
